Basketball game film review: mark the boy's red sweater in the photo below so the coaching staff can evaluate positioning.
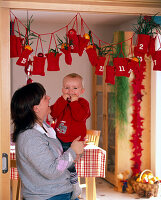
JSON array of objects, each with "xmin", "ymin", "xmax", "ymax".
[{"xmin": 50, "ymin": 96, "xmax": 90, "ymax": 142}]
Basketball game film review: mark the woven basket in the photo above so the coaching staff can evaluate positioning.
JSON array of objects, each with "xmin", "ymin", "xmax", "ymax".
[{"xmin": 132, "ymin": 169, "xmax": 161, "ymax": 197}]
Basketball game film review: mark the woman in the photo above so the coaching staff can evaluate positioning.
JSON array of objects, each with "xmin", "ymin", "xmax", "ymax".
[{"xmin": 11, "ymin": 82, "xmax": 84, "ymax": 200}]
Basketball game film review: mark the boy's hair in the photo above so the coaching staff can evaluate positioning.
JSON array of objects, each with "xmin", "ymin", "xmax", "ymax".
[
  {"xmin": 63, "ymin": 73, "xmax": 84, "ymax": 87},
  {"xmin": 64, "ymin": 73, "xmax": 83, "ymax": 80}
]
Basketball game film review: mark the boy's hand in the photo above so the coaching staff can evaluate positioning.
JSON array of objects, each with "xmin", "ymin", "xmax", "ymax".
[
  {"xmin": 70, "ymin": 95, "xmax": 78, "ymax": 102},
  {"xmin": 63, "ymin": 94, "xmax": 70, "ymax": 101}
]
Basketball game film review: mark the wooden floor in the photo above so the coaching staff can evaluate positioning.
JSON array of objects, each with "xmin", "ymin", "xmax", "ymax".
[
  {"xmin": 80, "ymin": 178, "xmax": 161, "ymax": 200},
  {"xmin": 11, "ymin": 177, "xmax": 161, "ymax": 200}
]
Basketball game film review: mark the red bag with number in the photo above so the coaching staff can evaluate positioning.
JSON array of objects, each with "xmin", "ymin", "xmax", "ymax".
[
  {"xmin": 128, "ymin": 59, "xmax": 139, "ymax": 75},
  {"xmin": 135, "ymin": 34, "xmax": 150, "ymax": 54},
  {"xmin": 16, "ymin": 48, "xmax": 33, "ymax": 66},
  {"xmin": 46, "ymin": 52, "xmax": 62, "ymax": 71},
  {"xmin": 152, "ymin": 51, "xmax": 161, "ymax": 71},
  {"xmin": 95, "ymin": 56, "xmax": 106, "ymax": 75},
  {"xmin": 105, "ymin": 64, "xmax": 115, "ymax": 84},
  {"xmin": 113, "ymin": 57, "xmax": 130, "ymax": 77},
  {"xmin": 134, "ymin": 47, "xmax": 146, "ymax": 66}
]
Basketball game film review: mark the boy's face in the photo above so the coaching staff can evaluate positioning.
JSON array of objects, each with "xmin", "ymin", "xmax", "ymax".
[{"xmin": 62, "ymin": 77, "xmax": 84, "ymax": 98}]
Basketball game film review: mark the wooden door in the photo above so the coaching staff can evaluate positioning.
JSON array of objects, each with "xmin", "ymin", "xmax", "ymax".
[
  {"xmin": 0, "ymin": 7, "xmax": 11, "ymax": 199},
  {"xmin": 92, "ymin": 64, "xmax": 117, "ymax": 185}
]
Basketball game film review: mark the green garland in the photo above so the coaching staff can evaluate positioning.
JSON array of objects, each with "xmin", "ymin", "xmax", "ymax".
[
  {"xmin": 111, "ymin": 31, "xmax": 130, "ymax": 135},
  {"xmin": 16, "ymin": 15, "xmax": 41, "ymax": 46},
  {"xmin": 132, "ymin": 14, "xmax": 161, "ymax": 36}
]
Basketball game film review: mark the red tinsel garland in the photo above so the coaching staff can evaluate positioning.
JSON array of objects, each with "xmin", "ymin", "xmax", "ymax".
[{"xmin": 130, "ymin": 61, "xmax": 146, "ymax": 176}]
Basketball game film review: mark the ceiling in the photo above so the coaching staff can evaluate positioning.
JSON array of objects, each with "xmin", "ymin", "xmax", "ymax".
[{"xmin": 11, "ymin": 10, "xmax": 137, "ymax": 26}]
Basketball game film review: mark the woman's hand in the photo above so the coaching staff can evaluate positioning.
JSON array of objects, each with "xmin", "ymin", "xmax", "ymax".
[
  {"xmin": 74, "ymin": 154, "xmax": 80, "ymax": 163},
  {"xmin": 71, "ymin": 136, "xmax": 84, "ymax": 155}
]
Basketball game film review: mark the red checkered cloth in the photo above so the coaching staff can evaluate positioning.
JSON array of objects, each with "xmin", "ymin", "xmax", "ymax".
[
  {"xmin": 10, "ymin": 144, "xmax": 106, "ymax": 180},
  {"xmin": 75, "ymin": 144, "xmax": 106, "ymax": 177},
  {"xmin": 10, "ymin": 146, "xmax": 19, "ymax": 180}
]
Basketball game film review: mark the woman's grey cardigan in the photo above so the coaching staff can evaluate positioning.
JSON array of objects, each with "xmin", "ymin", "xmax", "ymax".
[{"xmin": 16, "ymin": 124, "xmax": 76, "ymax": 200}]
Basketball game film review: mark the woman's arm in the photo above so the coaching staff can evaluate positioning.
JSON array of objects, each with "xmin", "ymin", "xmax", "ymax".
[{"xmin": 18, "ymin": 131, "xmax": 83, "ymax": 180}]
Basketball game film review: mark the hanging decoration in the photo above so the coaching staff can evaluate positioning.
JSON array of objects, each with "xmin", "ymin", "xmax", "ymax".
[
  {"xmin": 130, "ymin": 60, "xmax": 145, "ymax": 176},
  {"xmin": 132, "ymin": 14, "xmax": 161, "ymax": 69},
  {"xmin": 24, "ymin": 58, "xmax": 33, "ymax": 84},
  {"xmin": 111, "ymin": 31, "xmax": 130, "ymax": 134},
  {"xmin": 129, "ymin": 14, "xmax": 161, "ymax": 176},
  {"xmin": 10, "ymin": 11, "xmax": 161, "ymax": 176},
  {"xmin": 10, "ymin": 18, "xmax": 23, "ymax": 58},
  {"xmin": 15, "ymin": 14, "xmax": 40, "ymax": 67},
  {"xmin": 10, "ymin": 11, "xmax": 161, "ymax": 79},
  {"xmin": 57, "ymin": 35, "xmax": 72, "ymax": 65}
]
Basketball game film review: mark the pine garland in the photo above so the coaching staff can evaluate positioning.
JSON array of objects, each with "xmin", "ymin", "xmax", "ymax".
[
  {"xmin": 132, "ymin": 14, "xmax": 161, "ymax": 36},
  {"xmin": 112, "ymin": 31, "xmax": 130, "ymax": 134},
  {"xmin": 16, "ymin": 15, "xmax": 41, "ymax": 46}
]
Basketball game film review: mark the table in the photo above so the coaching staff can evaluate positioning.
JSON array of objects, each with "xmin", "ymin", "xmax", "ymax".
[
  {"xmin": 75, "ymin": 144, "xmax": 106, "ymax": 200},
  {"xmin": 10, "ymin": 144, "xmax": 106, "ymax": 200}
]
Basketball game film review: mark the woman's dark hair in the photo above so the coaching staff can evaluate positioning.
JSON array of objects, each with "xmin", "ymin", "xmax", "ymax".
[{"xmin": 11, "ymin": 82, "xmax": 46, "ymax": 142}]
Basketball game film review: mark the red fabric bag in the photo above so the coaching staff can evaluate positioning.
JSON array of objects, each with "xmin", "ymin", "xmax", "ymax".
[
  {"xmin": 67, "ymin": 29, "xmax": 79, "ymax": 53},
  {"xmin": 16, "ymin": 37, "xmax": 23, "ymax": 57},
  {"xmin": 147, "ymin": 36, "xmax": 156, "ymax": 57},
  {"xmin": 128, "ymin": 59, "xmax": 139, "ymax": 75},
  {"xmin": 10, "ymin": 19, "xmax": 23, "ymax": 58},
  {"xmin": 113, "ymin": 57, "xmax": 130, "ymax": 77},
  {"xmin": 95, "ymin": 56, "xmax": 106, "ymax": 75},
  {"xmin": 16, "ymin": 48, "xmax": 33, "ymax": 66},
  {"xmin": 10, "ymin": 35, "xmax": 18, "ymax": 58},
  {"xmin": 32, "ymin": 54, "xmax": 46, "ymax": 76},
  {"xmin": 61, "ymin": 47, "xmax": 72, "ymax": 65},
  {"xmin": 152, "ymin": 51, "xmax": 161, "ymax": 71},
  {"xmin": 46, "ymin": 52, "xmax": 62, "ymax": 71},
  {"xmin": 86, "ymin": 47, "xmax": 98, "ymax": 66},
  {"xmin": 135, "ymin": 34, "xmax": 150, "ymax": 54},
  {"xmin": 134, "ymin": 47, "xmax": 146, "ymax": 66},
  {"xmin": 77, "ymin": 35, "xmax": 89, "ymax": 56},
  {"xmin": 105, "ymin": 65, "xmax": 115, "ymax": 85},
  {"xmin": 10, "ymin": 36, "xmax": 23, "ymax": 58},
  {"xmin": 10, "ymin": 21, "xmax": 17, "ymax": 58}
]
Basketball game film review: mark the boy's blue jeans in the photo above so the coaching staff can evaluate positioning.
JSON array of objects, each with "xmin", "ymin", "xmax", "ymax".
[{"xmin": 47, "ymin": 192, "xmax": 79, "ymax": 200}]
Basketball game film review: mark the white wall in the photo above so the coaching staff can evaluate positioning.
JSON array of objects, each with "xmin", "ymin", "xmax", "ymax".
[
  {"xmin": 11, "ymin": 18, "xmax": 117, "ymax": 129},
  {"xmin": 151, "ymin": 34, "xmax": 161, "ymax": 177}
]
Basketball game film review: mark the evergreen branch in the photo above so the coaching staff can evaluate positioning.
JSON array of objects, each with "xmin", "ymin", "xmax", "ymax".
[
  {"xmin": 56, "ymin": 34, "xmax": 64, "ymax": 45},
  {"xmin": 15, "ymin": 31, "xmax": 25, "ymax": 38}
]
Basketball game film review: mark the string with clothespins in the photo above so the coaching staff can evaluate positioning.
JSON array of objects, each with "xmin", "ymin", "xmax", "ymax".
[{"xmin": 10, "ymin": 11, "xmax": 135, "ymax": 59}]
